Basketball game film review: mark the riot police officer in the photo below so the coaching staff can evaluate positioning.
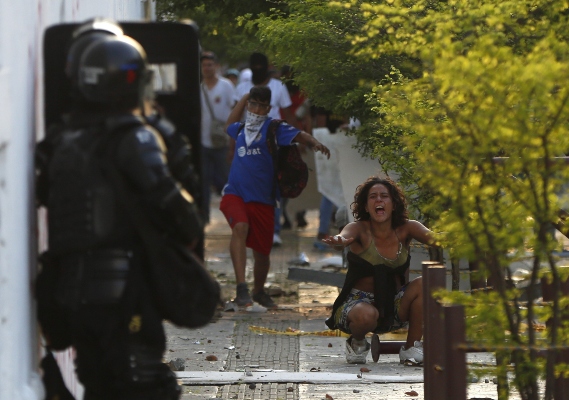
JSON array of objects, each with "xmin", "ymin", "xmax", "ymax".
[
  {"xmin": 38, "ymin": 18, "xmax": 201, "ymax": 208},
  {"xmin": 37, "ymin": 34, "xmax": 201, "ymax": 400}
]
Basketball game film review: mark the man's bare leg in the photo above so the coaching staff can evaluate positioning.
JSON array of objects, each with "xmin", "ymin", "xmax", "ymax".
[
  {"xmin": 251, "ymin": 250, "xmax": 270, "ymax": 294},
  {"xmin": 230, "ymin": 222, "xmax": 249, "ymax": 284}
]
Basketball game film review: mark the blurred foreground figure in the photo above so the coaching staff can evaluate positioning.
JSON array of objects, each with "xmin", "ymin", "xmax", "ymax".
[{"xmin": 36, "ymin": 22, "xmax": 205, "ymax": 399}]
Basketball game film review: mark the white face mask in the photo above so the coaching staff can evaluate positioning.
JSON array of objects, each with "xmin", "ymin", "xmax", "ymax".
[{"xmin": 244, "ymin": 111, "xmax": 268, "ymax": 147}]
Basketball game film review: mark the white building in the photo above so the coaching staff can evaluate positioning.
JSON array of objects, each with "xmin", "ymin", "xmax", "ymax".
[{"xmin": 0, "ymin": 1, "xmax": 155, "ymax": 399}]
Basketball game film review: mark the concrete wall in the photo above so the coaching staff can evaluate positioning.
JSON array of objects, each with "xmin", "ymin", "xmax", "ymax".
[{"xmin": 0, "ymin": 1, "xmax": 154, "ymax": 399}]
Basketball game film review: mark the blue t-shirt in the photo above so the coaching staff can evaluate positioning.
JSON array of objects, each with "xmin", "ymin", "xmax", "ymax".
[{"xmin": 223, "ymin": 119, "xmax": 300, "ymax": 205}]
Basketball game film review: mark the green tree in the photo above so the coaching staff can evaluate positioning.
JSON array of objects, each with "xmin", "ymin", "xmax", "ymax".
[
  {"xmin": 156, "ymin": 0, "xmax": 289, "ymax": 65},
  {"xmin": 157, "ymin": 1, "xmax": 426, "ymax": 211},
  {"xmin": 154, "ymin": 2, "xmax": 569, "ymax": 395},
  {"xmin": 338, "ymin": 0, "xmax": 569, "ymax": 398},
  {"xmin": 157, "ymin": 1, "xmax": 426, "ymax": 216},
  {"xmin": 250, "ymin": 0, "xmax": 430, "ymax": 217}
]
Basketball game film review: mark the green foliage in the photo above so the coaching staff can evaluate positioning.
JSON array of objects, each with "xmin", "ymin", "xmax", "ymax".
[
  {"xmin": 156, "ymin": 1, "xmax": 425, "ymax": 217},
  {"xmin": 249, "ymin": 0, "xmax": 427, "ymax": 216},
  {"xmin": 156, "ymin": 0, "xmax": 288, "ymax": 64},
  {"xmin": 156, "ymin": 0, "xmax": 569, "ymax": 393},
  {"xmin": 343, "ymin": 0, "xmax": 569, "ymax": 397}
]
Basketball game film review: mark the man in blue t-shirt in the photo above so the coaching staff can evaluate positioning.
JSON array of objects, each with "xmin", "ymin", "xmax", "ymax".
[{"xmin": 220, "ymin": 86, "xmax": 330, "ymax": 308}]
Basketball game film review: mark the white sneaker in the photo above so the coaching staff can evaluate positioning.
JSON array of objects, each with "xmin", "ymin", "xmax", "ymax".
[
  {"xmin": 272, "ymin": 233, "xmax": 282, "ymax": 246},
  {"xmin": 399, "ymin": 341, "xmax": 424, "ymax": 364},
  {"xmin": 345, "ymin": 337, "xmax": 370, "ymax": 364}
]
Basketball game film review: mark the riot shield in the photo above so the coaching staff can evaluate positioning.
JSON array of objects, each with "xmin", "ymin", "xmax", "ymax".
[{"xmin": 43, "ymin": 21, "xmax": 204, "ymax": 258}]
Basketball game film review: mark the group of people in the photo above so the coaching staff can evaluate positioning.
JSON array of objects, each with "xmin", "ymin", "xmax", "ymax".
[
  {"xmin": 36, "ymin": 17, "xmax": 439, "ymax": 400},
  {"xmin": 198, "ymin": 50, "xmax": 334, "ymax": 309},
  {"xmin": 204, "ymin": 51, "xmax": 436, "ymax": 366},
  {"xmin": 199, "ymin": 51, "xmax": 305, "ymax": 245}
]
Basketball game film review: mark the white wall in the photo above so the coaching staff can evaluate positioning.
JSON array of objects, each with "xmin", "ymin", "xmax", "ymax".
[{"xmin": 0, "ymin": 1, "xmax": 155, "ymax": 399}]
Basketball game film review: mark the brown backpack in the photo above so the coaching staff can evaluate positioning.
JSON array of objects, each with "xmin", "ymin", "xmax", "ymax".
[{"xmin": 265, "ymin": 119, "xmax": 309, "ymax": 199}]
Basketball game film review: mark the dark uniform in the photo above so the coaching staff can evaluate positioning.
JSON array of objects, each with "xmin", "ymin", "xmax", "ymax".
[
  {"xmin": 145, "ymin": 110, "xmax": 201, "ymax": 207},
  {"xmin": 36, "ymin": 34, "xmax": 201, "ymax": 400}
]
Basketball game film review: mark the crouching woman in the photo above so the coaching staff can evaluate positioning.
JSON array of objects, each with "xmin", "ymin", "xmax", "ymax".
[{"xmin": 322, "ymin": 176, "xmax": 436, "ymax": 364}]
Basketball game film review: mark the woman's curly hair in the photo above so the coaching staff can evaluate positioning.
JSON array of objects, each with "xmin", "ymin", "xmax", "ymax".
[{"xmin": 350, "ymin": 176, "xmax": 409, "ymax": 228}]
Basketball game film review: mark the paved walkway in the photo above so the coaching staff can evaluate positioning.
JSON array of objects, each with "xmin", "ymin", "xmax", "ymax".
[{"xmin": 164, "ymin": 195, "xmax": 507, "ymax": 400}]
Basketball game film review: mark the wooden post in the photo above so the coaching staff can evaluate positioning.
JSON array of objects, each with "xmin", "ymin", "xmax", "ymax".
[
  {"xmin": 444, "ymin": 305, "xmax": 467, "ymax": 400},
  {"xmin": 451, "ymin": 258, "xmax": 460, "ymax": 291},
  {"xmin": 541, "ymin": 267, "xmax": 569, "ymax": 397},
  {"xmin": 423, "ymin": 262, "xmax": 446, "ymax": 400}
]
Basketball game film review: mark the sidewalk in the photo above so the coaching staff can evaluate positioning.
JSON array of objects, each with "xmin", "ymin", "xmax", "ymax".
[{"xmin": 164, "ymin": 195, "xmax": 502, "ymax": 400}]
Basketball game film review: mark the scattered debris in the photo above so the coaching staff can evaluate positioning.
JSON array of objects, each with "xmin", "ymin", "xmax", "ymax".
[
  {"xmin": 167, "ymin": 358, "xmax": 185, "ymax": 371},
  {"xmin": 310, "ymin": 367, "xmax": 321, "ymax": 372},
  {"xmin": 353, "ymin": 389, "xmax": 361, "ymax": 393},
  {"xmin": 266, "ymin": 285, "xmax": 285, "ymax": 296},
  {"xmin": 325, "ymin": 394, "xmax": 334, "ymax": 400},
  {"xmin": 403, "ymin": 359, "xmax": 423, "ymax": 367},
  {"xmin": 176, "ymin": 371, "xmax": 425, "ymax": 384},
  {"xmin": 246, "ymin": 302, "xmax": 267, "ymax": 313},
  {"xmin": 405, "ymin": 390, "xmax": 419, "ymax": 396},
  {"xmin": 328, "ymin": 343, "xmax": 333, "ymax": 347},
  {"xmin": 223, "ymin": 301, "xmax": 239, "ymax": 312},
  {"xmin": 320, "ymin": 265, "xmax": 343, "ymax": 273},
  {"xmin": 248, "ymin": 325, "xmax": 349, "ymax": 337}
]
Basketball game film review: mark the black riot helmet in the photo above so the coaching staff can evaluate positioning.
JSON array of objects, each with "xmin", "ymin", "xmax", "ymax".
[
  {"xmin": 78, "ymin": 35, "xmax": 152, "ymax": 111},
  {"xmin": 72, "ymin": 17, "xmax": 123, "ymax": 39},
  {"xmin": 65, "ymin": 18, "xmax": 123, "ymax": 88}
]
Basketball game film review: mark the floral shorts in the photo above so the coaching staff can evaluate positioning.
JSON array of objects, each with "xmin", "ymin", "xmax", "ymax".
[{"xmin": 333, "ymin": 287, "xmax": 409, "ymax": 334}]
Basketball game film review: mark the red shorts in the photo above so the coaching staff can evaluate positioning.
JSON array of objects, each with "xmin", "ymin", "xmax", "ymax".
[{"xmin": 219, "ymin": 194, "xmax": 275, "ymax": 255}]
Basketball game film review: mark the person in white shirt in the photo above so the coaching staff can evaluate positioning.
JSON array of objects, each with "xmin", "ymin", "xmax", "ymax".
[
  {"xmin": 239, "ymin": 68, "xmax": 252, "ymax": 85},
  {"xmin": 200, "ymin": 51, "xmax": 236, "ymax": 224},
  {"xmin": 235, "ymin": 53, "xmax": 295, "ymax": 122}
]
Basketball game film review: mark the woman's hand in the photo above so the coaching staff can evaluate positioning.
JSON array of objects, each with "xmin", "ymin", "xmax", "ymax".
[{"xmin": 321, "ymin": 234, "xmax": 354, "ymax": 251}]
